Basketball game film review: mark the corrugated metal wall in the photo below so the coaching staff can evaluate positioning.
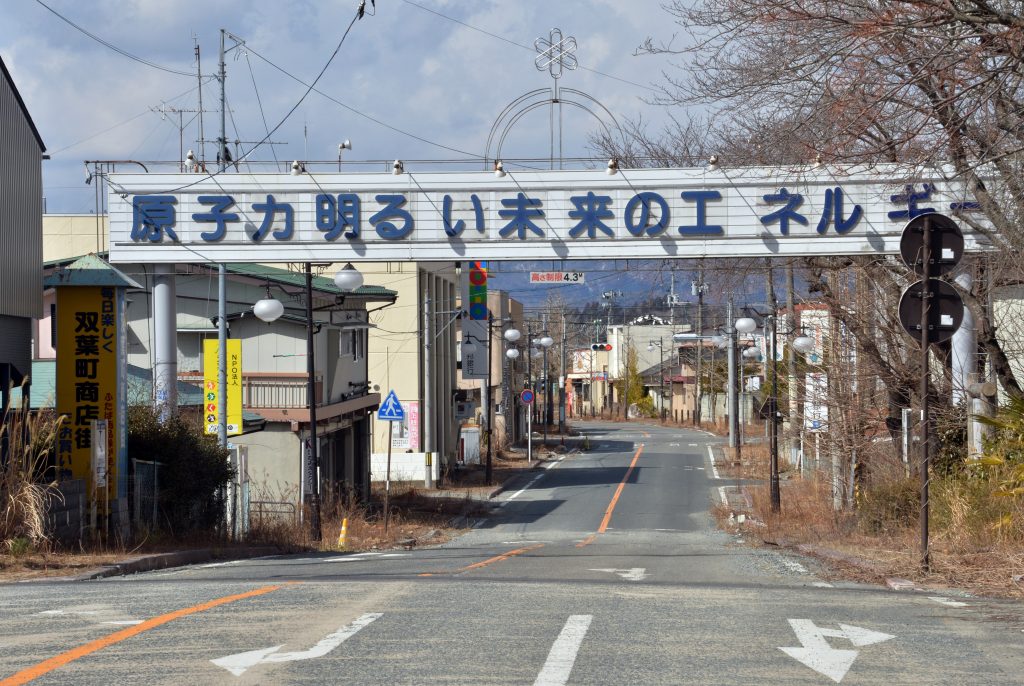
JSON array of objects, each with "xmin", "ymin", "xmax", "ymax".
[
  {"xmin": 0, "ymin": 67, "xmax": 44, "ymax": 322},
  {"xmin": 0, "ymin": 315, "xmax": 31, "ymax": 382}
]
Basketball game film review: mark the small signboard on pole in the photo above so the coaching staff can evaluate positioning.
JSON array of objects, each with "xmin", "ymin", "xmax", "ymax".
[{"xmin": 377, "ymin": 390, "xmax": 404, "ymax": 532}]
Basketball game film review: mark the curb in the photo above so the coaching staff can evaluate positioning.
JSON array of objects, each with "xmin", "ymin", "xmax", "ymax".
[{"xmin": 79, "ymin": 545, "xmax": 284, "ymax": 580}]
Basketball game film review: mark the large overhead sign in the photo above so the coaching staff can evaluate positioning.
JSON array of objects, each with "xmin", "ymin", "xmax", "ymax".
[{"xmin": 107, "ymin": 166, "xmax": 990, "ymax": 263}]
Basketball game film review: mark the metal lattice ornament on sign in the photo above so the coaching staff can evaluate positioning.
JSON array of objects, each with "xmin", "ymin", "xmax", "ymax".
[{"xmin": 534, "ymin": 28, "xmax": 578, "ymax": 78}]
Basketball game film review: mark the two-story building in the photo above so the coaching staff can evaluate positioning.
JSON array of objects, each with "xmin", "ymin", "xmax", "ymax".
[{"xmin": 36, "ymin": 236, "xmax": 395, "ymax": 507}]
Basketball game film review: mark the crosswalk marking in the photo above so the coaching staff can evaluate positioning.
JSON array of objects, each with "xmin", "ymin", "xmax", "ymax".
[{"xmin": 534, "ymin": 615, "xmax": 593, "ymax": 686}]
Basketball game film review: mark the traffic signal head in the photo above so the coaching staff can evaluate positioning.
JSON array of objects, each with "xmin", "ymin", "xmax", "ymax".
[{"xmin": 590, "ymin": 343, "xmax": 613, "ymax": 351}]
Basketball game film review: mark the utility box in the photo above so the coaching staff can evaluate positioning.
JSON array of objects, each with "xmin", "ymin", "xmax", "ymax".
[{"xmin": 459, "ymin": 426, "xmax": 481, "ymax": 466}]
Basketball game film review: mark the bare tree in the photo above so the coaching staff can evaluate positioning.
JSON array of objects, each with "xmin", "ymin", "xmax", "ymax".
[{"xmin": 594, "ymin": 0, "xmax": 1024, "ymax": 399}]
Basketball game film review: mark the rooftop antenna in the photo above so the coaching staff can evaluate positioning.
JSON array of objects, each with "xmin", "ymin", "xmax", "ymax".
[{"xmin": 194, "ymin": 37, "xmax": 205, "ymax": 166}]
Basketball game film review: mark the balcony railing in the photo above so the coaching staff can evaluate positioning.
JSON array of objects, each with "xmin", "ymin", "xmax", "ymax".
[{"xmin": 180, "ymin": 372, "xmax": 322, "ymax": 409}]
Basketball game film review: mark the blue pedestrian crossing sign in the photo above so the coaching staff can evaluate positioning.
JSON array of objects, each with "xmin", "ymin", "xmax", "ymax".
[{"xmin": 377, "ymin": 390, "xmax": 405, "ymax": 421}]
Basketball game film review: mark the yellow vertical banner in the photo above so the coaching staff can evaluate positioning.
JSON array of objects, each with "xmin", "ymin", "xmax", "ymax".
[
  {"xmin": 203, "ymin": 338, "xmax": 243, "ymax": 435},
  {"xmin": 55, "ymin": 287, "xmax": 119, "ymax": 500}
]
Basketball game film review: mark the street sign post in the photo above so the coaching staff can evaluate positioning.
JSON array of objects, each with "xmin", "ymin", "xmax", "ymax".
[
  {"xmin": 899, "ymin": 212, "xmax": 965, "ymax": 572},
  {"xmin": 377, "ymin": 390, "xmax": 405, "ymax": 532}
]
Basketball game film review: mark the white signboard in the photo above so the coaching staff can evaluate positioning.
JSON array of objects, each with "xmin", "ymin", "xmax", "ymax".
[
  {"xmin": 91, "ymin": 419, "xmax": 108, "ymax": 488},
  {"xmin": 106, "ymin": 166, "xmax": 991, "ymax": 263},
  {"xmin": 805, "ymin": 372, "xmax": 829, "ymax": 433}
]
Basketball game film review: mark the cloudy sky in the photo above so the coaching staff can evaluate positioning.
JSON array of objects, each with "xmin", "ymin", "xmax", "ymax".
[{"xmin": 2, "ymin": 0, "xmax": 688, "ymax": 215}]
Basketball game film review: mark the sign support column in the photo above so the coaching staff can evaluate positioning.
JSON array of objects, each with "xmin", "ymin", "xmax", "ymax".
[
  {"xmin": 919, "ymin": 217, "xmax": 931, "ymax": 571},
  {"xmin": 377, "ymin": 390, "xmax": 405, "ymax": 532}
]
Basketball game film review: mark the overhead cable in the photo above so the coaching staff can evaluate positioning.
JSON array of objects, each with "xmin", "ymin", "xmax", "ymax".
[{"xmin": 34, "ymin": 0, "xmax": 196, "ymax": 77}]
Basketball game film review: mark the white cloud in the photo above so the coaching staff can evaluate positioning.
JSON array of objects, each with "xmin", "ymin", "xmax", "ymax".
[{"xmin": 1, "ymin": 0, "xmax": 687, "ymax": 211}]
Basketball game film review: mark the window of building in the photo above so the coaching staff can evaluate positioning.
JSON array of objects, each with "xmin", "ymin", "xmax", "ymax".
[
  {"xmin": 354, "ymin": 329, "xmax": 365, "ymax": 361},
  {"xmin": 340, "ymin": 329, "xmax": 354, "ymax": 357}
]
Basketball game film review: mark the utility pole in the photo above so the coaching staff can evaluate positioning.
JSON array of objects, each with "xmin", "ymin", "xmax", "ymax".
[
  {"xmin": 485, "ymin": 312, "xmax": 494, "ymax": 485},
  {"xmin": 559, "ymin": 312, "xmax": 567, "ymax": 436},
  {"xmin": 694, "ymin": 267, "xmax": 706, "ymax": 425},
  {"xmin": 195, "ymin": 40, "xmax": 205, "ymax": 167},
  {"xmin": 769, "ymin": 313, "xmax": 781, "ymax": 513},
  {"xmin": 423, "ymin": 295, "xmax": 432, "ymax": 484},
  {"xmin": 305, "ymin": 265, "xmax": 321, "ymax": 541},
  {"xmin": 542, "ymin": 312, "xmax": 549, "ymax": 446},
  {"xmin": 727, "ymin": 299, "xmax": 738, "ymax": 451},
  {"xmin": 786, "ymin": 263, "xmax": 800, "ymax": 470},
  {"xmin": 216, "ymin": 31, "xmax": 228, "ymax": 458}
]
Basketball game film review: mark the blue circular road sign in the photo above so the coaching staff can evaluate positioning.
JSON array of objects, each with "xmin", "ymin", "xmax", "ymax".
[{"xmin": 520, "ymin": 389, "xmax": 535, "ymax": 405}]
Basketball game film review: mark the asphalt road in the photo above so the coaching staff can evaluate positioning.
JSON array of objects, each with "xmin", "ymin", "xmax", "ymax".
[{"xmin": 2, "ymin": 420, "xmax": 1023, "ymax": 685}]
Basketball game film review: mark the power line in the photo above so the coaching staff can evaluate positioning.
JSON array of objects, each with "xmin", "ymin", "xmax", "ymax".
[
  {"xmin": 399, "ymin": 0, "xmax": 656, "ymax": 92},
  {"xmin": 34, "ymin": 0, "xmax": 196, "ymax": 77},
  {"xmin": 106, "ymin": 3, "xmax": 366, "ymax": 198},
  {"xmin": 244, "ymin": 50, "xmax": 279, "ymax": 166},
  {"xmin": 243, "ymin": 44, "xmax": 481, "ymax": 159},
  {"xmin": 48, "ymin": 81, "xmax": 212, "ymax": 156}
]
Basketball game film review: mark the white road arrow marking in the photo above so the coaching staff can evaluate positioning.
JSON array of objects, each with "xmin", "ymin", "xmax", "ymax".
[
  {"xmin": 779, "ymin": 619, "xmax": 894, "ymax": 683},
  {"xmin": 588, "ymin": 567, "xmax": 647, "ymax": 581},
  {"xmin": 211, "ymin": 612, "xmax": 382, "ymax": 676}
]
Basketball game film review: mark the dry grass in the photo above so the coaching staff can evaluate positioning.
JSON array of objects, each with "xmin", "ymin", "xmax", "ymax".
[
  {"xmin": 1, "ymin": 404, "xmax": 63, "ymax": 547},
  {"xmin": 720, "ymin": 471, "xmax": 1024, "ymax": 598},
  {"xmin": 245, "ymin": 483, "xmax": 490, "ymax": 553},
  {"xmin": 719, "ymin": 442, "xmax": 793, "ymax": 480}
]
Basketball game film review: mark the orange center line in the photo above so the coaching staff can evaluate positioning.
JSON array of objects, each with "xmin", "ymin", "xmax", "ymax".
[
  {"xmin": 598, "ymin": 443, "xmax": 644, "ymax": 534},
  {"xmin": 0, "ymin": 583, "xmax": 291, "ymax": 686},
  {"xmin": 418, "ymin": 543, "xmax": 545, "ymax": 577},
  {"xmin": 460, "ymin": 543, "xmax": 544, "ymax": 572},
  {"xmin": 576, "ymin": 534, "xmax": 597, "ymax": 549}
]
